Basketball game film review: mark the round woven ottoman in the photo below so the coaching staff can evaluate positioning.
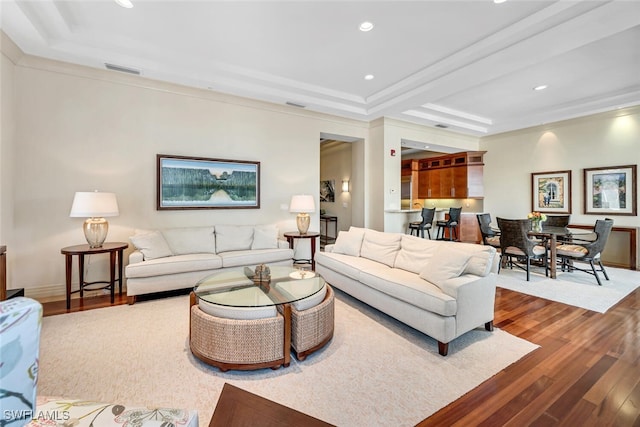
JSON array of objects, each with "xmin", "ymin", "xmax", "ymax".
[{"xmin": 189, "ymin": 292, "xmax": 285, "ymax": 371}]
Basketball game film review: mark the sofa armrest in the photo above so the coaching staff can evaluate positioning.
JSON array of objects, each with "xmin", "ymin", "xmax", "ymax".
[
  {"xmin": 277, "ymin": 239, "xmax": 289, "ymax": 249},
  {"xmin": 438, "ymin": 273, "xmax": 497, "ymax": 335},
  {"xmin": 129, "ymin": 250, "xmax": 144, "ymax": 264},
  {"xmin": 323, "ymin": 244, "xmax": 335, "ymax": 253}
]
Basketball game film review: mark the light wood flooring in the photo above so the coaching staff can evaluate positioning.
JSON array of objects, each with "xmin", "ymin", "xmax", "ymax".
[{"xmin": 41, "ymin": 285, "xmax": 640, "ymax": 425}]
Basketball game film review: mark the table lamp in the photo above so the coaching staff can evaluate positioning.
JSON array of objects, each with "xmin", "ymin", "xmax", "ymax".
[
  {"xmin": 289, "ymin": 194, "xmax": 315, "ymax": 234},
  {"xmin": 69, "ymin": 191, "xmax": 119, "ymax": 248}
]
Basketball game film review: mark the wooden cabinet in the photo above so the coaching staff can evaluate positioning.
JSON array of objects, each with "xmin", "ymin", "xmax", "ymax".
[
  {"xmin": 416, "ymin": 151, "xmax": 485, "ymax": 199},
  {"xmin": 459, "ymin": 213, "xmax": 481, "ymax": 243}
]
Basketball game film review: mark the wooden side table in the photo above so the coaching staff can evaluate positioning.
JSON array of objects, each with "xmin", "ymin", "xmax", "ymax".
[
  {"xmin": 61, "ymin": 242, "xmax": 128, "ymax": 310},
  {"xmin": 283, "ymin": 232, "xmax": 320, "ymax": 271}
]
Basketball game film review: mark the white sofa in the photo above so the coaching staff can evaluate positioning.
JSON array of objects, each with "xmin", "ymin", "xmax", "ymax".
[
  {"xmin": 314, "ymin": 227, "xmax": 498, "ymax": 356},
  {"xmin": 125, "ymin": 225, "xmax": 293, "ymax": 304}
]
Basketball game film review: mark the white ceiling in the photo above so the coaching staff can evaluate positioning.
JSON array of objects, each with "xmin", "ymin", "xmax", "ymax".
[{"xmin": 2, "ymin": 0, "xmax": 639, "ymax": 136}]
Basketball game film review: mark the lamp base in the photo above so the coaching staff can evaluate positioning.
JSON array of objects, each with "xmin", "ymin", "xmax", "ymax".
[
  {"xmin": 83, "ymin": 217, "xmax": 109, "ymax": 248},
  {"xmin": 296, "ymin": 213, "xmax": 310, "ymax": 235}
]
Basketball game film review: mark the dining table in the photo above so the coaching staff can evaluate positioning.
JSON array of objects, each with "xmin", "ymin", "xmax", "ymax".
[{"xmin": 527, "ymin": 226, "xmax": 592, "ymax": 279}]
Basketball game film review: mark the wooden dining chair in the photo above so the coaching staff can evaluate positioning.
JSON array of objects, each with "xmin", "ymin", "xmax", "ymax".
[{"xmin": 497, "ymin": 217, "xmax": 548, "ymax": 281}]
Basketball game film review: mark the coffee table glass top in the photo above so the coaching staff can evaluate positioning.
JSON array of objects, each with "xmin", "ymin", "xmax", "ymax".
[{"xmin": 194, "ymin": 266, "xmax": 325, "ymax": 308}]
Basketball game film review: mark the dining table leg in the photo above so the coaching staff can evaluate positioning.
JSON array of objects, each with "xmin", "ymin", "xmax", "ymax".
[{"xmin": 549, "ymin": 234, "xmax": 557, "ymax": 279}]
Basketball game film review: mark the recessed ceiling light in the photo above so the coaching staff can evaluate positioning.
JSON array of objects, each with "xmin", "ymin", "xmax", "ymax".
[
  {"xmin": 359, "ymin": 21, "xmax": 374, "ymax": 32},
  {"xmin": 364, "ymin": 74, "xmax": 375, "ymax": 80},
  {"xmin": 494, "ymin": 0, "xmax": 507, "ymax": 3},
  {"xmin": 114, "ymin": 0, "xmax": 133, "ymax": 8},
  {"xmin": 533, "ymin": 85, "xmax": 548, "ymax": 91}
]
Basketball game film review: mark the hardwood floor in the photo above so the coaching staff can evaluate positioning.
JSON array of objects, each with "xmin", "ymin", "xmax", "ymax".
[
  {"xmin": 418, "ymin": 287, "xmax": 640, "ymax": 426},
  {"xmin": 40, "ymin": 286, "xmax": 640, "ymax": 425}
]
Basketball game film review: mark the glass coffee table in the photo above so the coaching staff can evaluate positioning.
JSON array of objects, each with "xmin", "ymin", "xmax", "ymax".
[{"xmin": 190, "ymin": 265, "xmax": 329, "ymax": 371}]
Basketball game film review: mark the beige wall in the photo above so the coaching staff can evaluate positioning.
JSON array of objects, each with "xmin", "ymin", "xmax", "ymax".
[
  {"xmin": 2, "ymin": 40, "xmax": 373, "ymax": 297},
  {"xmin": 481, "ymin": 107, "xmax": 640, "ymax": 268}
]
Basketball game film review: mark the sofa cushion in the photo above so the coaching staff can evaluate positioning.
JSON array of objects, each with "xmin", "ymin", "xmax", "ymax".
[
  {"xmin": 276, "ymin": 282, "xmax": 327, "ymax": 311},
  {"xmin": 332, "ymin": 229, "xmax": 365, "ymax": 256},
  {"xmin": 359, "ymin": 267, "xmax": 457, "ymax": 317},
  {"xmin": 394, "ymin": 235, "xmax": 439, "ymax": 274},
  {"xmin": 216, "ymin": 225, "xmax": 254, "ymax": 253},
  {"xmin": 360, "ymin": 229, "xmax": 402, "ymax": 267},
  {"xmin": 198, "ymin": 286, "xmax": 277, "ymax": 320},
  {"xmin": 419, "ymin": 247, "xmax": 471, "ymax": 285},
  {"xmin": 251, "ymin": 225, "xmax": 279, "ymax": 250},
  {"xmin": 314, "ymin": 251, "xmax": 388, "ymax": 282},
  {"xmin": 125, "ymin": 254, "xmax": 223, "ymax": 278},
  {"xmin": 162, "ymin": 226, "xmax": 216, "ymax": 255},
  {"xmin": 218, "ymin": 248, "xmax": 294, "ymax": 268},
  {"xmin": 130, "ymin": 231, "xmax": 173, "ymax": 260}
]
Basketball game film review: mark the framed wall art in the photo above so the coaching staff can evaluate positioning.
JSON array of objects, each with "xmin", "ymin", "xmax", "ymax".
[
  {"xmin": 157, "ymin": 154, "xmax": 260, "ymax": 210},
  {"xmin": 583, "ymin": 164, "xmax": 637, "ymax": 215},
  {"xmin": 531, "ymin": 170, "xmax": 572, "ymax": 214},
  {"xmin": 320, "ymin": 180, "xmax": 335, "ymax": 203}
]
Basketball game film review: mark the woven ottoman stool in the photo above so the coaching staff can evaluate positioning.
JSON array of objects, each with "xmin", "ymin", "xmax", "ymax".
[
  {"xmin": 289, "ymin": 284, "xmax": 335, "ymax": 361},
  {"xmin": 189, "ymin": 293, "xmax": 286, "ymax": 372}
]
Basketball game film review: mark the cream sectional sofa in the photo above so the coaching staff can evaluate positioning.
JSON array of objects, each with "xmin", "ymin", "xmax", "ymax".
[
  {"xmin": 314, "ymin": 227, "xmax": 498, "ymax": 356},
  {"xmin": 125, "ymin": 225, "xmax": 293, "ymax": 304}
]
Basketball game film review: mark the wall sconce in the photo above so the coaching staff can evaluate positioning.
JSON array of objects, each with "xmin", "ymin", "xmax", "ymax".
[{"xmin": 342, "ymin": 180, "xmax": 349, "ymax": 192}]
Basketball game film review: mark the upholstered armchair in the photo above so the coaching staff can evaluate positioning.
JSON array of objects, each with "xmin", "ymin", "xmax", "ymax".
[{"xmin": 0, "ymin": 297, "xmax": 42, "ymax": 427}]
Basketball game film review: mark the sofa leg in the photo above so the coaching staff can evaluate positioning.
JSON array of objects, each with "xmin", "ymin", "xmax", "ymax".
[
  {"xmin": 485, "ymin": 321, "xmax": 494, "ymax": 331},
  {"xmin": 127, "ymin": 295, "xmax": 136, "ymax": 305},
  {"xmin": 438, "ymin": 341, "xmax": 449, "ymax": 356}
]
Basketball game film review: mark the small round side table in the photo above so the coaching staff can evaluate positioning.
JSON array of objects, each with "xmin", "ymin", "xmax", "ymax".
[
  {"xmin": 283, "ymin": 232, "xmax": 320, "ymax": 271},
  {"xmin": 61, "ymin": 242, "xmax": 128, "ymax": 310}
]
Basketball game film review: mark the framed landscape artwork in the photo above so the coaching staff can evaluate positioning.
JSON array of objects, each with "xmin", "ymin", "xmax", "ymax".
[
  {"xmin": 584, "ymin": 164, "xmax": 637, "ymax": 216},
  {"xmin": 531, "ymin": 170, "xmax": 572, "ymax": 214},
  {"xmin": 157, "ymin": 154, "xmax": 260, "ymax": 210}
]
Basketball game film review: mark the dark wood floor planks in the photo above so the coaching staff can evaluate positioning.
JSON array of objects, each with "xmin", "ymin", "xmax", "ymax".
[
  {"xmin": 418, "ymin": 287, "xmax": 640, "ymax": 426},
  {"xmin": 40, "ymin": 283, "xmax": 640, "ymax": 426}
]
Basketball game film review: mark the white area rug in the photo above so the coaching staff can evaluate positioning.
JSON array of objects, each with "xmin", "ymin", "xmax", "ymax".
[
  {"xmin": 38, "ymin": 291, "xmax": 537, "ymax": 427},
  {"xmin": 497, "ymin": 265, "xmax": 640, "ymax": 313}
]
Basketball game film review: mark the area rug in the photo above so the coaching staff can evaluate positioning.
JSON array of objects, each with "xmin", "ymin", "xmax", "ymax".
[
  {"xmin": 37, "ymin": 291, "xmax": 537, "ymax": 427},
  {"xmin": 497, "ymin": 265, "xmax": 640, "ymax": 313}
]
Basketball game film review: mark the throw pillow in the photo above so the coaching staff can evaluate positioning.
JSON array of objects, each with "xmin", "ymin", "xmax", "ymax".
[
  {"xmin": 130, "ymin": 231, "xmax": 173, "ymax": 260},
  {"xmin": 419, "ymin": 246, "xmax": 471, "ymax": 285},
  {"xmin": 215, "ymin": 225, "xmax": 254, "ymax": 253},
  {"xmin": 464, "ymin": 246, "xmax": 496, "ymax": 277},
  {"xmin": 252, "ymin": 225, "xmax": 279, "ymax": 250},
  {"xmin": 332, "ymin": 229, "xmax": 365, "ymax": 256}
]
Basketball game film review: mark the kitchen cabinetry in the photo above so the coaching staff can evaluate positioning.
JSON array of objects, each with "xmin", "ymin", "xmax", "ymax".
[{"xmin": 417, "ymin": 151, "xmax": 485, "ymax": 199}]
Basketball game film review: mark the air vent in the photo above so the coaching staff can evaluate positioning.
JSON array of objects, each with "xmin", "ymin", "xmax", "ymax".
[
  {"xmin": 435, "ymin": 124, "xmax": 448, "ymax": 128},
  {"xmin": 105, "ymin": 63, "xmax": 141, "ymax": 75},
  {"xmin": 285, "ymin": 101, "xmax": 306, "ymax": 108}
]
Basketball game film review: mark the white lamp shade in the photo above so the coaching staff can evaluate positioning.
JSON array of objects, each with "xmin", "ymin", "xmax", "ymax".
[
  {"xmin": 70, "ymin": 192, "xmax": 120, "ymax": 217},
  {"xmin": 289, "ymin": 195, "xmax": 315, "ymax": 213}
]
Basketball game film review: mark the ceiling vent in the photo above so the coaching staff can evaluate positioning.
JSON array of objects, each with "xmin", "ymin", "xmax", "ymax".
[
  {"xmin": 285, "ymin": 101, "xmax": 306, "ymax": 108},
  {"xmin": 105, "ymin": 63, "xmax": 141, "ymax": 75},
  {"xmin": 435, "ymin": 124, "xmax": 448, "ymax": 128}
]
